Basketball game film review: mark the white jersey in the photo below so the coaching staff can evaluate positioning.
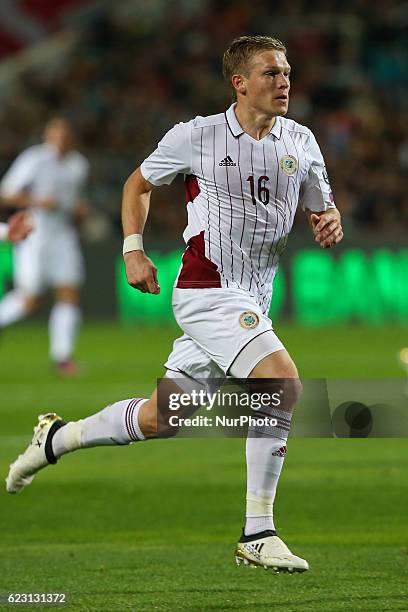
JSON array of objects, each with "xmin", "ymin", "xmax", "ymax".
[
  {"xmin": 141, "ymin": 104, "xmax": 335, "ymax": 313},
  {"xmin": 0, "ymin": 222, "xmax": 8, "ymax": 241},
  {"xmin": 0, "ymin": 143, "xmax": 89, "ymax": 240}
]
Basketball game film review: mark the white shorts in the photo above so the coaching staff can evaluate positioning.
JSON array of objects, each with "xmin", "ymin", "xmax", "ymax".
[
  {"xmin": 165, "ymin": 288, "xmax": 284, "ymax": 381},
  {"xmin": 13, "ymin": 230, "xmax": 84, "ymax": 295}
]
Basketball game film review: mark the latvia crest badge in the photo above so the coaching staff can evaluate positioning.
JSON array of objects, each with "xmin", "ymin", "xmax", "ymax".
[
  {"xmin": 280, "ymin": 154, "xmax": 298, "ymax": 176},
  {"xmin": 239, "ymin": 311, "xmax": 259, "ymax": 329}
]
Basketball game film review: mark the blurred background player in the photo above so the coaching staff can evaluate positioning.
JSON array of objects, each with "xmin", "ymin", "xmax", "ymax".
[
  {"xmin": 0, "ymin": 211, "xmax": 32, "ymax": 243},
  {"xmin": 0, "ymin": 118, "xmax": 90, "ymax": 375}
]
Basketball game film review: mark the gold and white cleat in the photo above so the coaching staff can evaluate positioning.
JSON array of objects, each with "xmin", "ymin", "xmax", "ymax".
[
  {"xmin": 235, "ymin": 530, "xmax": 309, "ymax": 573},
  {"xmin": 6, "ymin": 413, "xmax": 65, "ymax": 494}
]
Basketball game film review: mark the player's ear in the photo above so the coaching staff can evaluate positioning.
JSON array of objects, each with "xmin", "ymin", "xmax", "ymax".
[{"xmin": 232, "ymin": 74, "xmax": 246, "ymax": 96}]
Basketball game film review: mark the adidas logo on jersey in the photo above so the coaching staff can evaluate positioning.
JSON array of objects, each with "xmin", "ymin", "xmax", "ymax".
[{"xmin": 219, "ymin": 155, "xmax": 236, "ymax": 166}]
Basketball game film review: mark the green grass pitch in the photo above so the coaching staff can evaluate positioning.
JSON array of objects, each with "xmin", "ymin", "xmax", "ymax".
[{"xmin": 1, "ymin": 322, "xmax": 408, "ymax": 611}]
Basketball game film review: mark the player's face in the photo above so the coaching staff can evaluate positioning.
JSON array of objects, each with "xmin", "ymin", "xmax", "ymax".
[
  {"xmin": 44, "ymin": 120, "xmax": 75, "ymax": 154},
  {"xmin": 243, "ymin": 50, "xmax": 291, "ymax": 116}
]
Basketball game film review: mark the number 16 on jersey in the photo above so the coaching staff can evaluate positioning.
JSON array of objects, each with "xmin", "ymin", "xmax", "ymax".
[{"xmin": 247, "ymin": 175, "xmax": 270, "ymax": 206}]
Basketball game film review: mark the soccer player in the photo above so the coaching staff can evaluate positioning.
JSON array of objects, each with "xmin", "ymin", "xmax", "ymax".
[
  {"xmin": 6, "ymin": 36, "xmax": 343, "ymax": 572},
  {"xmin": 0, "ymin": 118, "xmax": 90, "ymax": 374},
  {"xmin": 0, "ymin": 212, "xmax": 32, "ymax": 243}
]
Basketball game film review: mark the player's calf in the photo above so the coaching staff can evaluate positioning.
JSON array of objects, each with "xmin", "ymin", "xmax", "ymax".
[
  {"xmin": 151, "ymin": 376, "xmax": 205, "ymax": 438},
  {"xmin": 241, "ymin": 352, "xmax": 302, "ymax": 545}
]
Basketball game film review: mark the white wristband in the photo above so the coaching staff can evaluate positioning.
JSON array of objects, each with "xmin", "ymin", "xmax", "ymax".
[
  {"xmin": 123, "ymin": 233, "xmax": 144, "ymax": 255},
  {"xmin": 0, "ymin": 222, "xmax": 9, "ymax": 241}
]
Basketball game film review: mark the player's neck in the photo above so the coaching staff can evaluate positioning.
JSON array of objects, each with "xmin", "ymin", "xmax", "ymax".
[
  {"xmin": 46, "ymin": 142, "xmax": 70, "ymax": 157},
  {"xmin": 235, "ymin": 104, "xmax": 276, "ymax": 141}
]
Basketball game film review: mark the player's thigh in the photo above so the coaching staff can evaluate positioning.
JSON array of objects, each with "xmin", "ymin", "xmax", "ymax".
[
  {"xmin": 228, "ymin": 328, "xmax": 287, "ymax": 378},
  {"xmin": 48, "ymin": 233, "xmax": 84, "ymax": 290},
  {"xmin": 172, "ymin": 287, "xmax": 273, "ymax": 374},
  {"xmin": 13, "ymin": 240, "xmax": 44, "ymax": 297},
  {"xmin": 165, "ymin": 332, "xmax": 224, "ymax": 382},
  {"xmin": 230, "ymin": 332, "xmax": 301, "ymax": 409}
]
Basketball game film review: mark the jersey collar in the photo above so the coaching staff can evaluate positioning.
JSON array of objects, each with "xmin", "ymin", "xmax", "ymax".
[{"xmin": 225, "ymin": 104, "xmax": 282, "ymax": 140}]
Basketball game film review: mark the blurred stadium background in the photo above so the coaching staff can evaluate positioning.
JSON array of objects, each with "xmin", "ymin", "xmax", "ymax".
[
  {"xmin": 0, "ymin": 0, "xmax": 407, "ymax": 324},
  {"xmin": 0, "ymin": 2, "xmax": 407, "ymax": 610}
]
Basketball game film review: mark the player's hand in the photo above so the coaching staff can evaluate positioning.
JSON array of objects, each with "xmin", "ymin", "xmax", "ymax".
[
  {"xmin": 74, "ymin": 200, "xmax": 93, "ymax": 225},
  {"xmin": 7, "ymin": 212, "xmax": 33, "ymax": 242},
  {"xmin": 34, "ymin": 196, "xmax": 58, "ymax": 210},
  {"xmin": 124, "ymin": 250, "xmax": 160, "ymax": 294},
  {"xmin": 310, "ymin": 210, "xmax": 343, "ymax": 248}
]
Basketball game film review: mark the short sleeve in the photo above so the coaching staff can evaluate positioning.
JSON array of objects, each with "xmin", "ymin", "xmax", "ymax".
[
  {"xmin": 140, "ymin": 122, "xmax": 192, "ymax": 186},
  {"xmin": 0, "ymin": 148, "xmax": 38, "ymax": 197},
  {"xmin": 0, "ymin": 222, "xmax": 8, "ymax": 241},
  {"xmin": 299, "ymin": 131, "xmax": 336, "ymax": 212}
]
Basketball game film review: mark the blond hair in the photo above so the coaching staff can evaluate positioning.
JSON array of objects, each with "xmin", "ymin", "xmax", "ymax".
[{"xmin": 222, "ymin": 35, "xmax": 287, "ymax": 101}]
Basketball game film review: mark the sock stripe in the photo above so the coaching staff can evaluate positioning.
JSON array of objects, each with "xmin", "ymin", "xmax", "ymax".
[
  {"xmin": 129, "ymin": 398, "xmax": 142, "ymax": 441},
  {"xmin": 254, "ymin": 410, "xmax": 291, "ymax": 425},
  {"xmin": 127, "ymin": 399, "xmax": 140, "ymax": 441},
  {"xmin": 125, "ymin": 398, "xmax": 143, "ymax": 441},
  {"xmin": 125, "ymin": 401, "xmax": 133, "ymax": 440}
]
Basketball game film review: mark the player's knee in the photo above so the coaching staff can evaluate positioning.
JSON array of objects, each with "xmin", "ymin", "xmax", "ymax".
[
  {"xmin": 139, "ymin": 401, "xmax": 181, "ymax": 439},
  {"xmin": 245, "ymin": 377, "xmax": 302, "ymax": 412},
  {"xmin": 24, "ymin": 295, "xmax": 40, "ymax": 313},
  {"xmin": 55, "ymin": 287, "xmax": 80, "ymax": 305},
  {"xmin": 247, "ymin": 353, "xmax": 302, "ymax": 410},
  {"xmin": 249, "ymin": 351, "xmax": 299, "ymax": 379},
  {"xmin": 283, "ymin": 377, "xmax": 303, "ymax": 407}
]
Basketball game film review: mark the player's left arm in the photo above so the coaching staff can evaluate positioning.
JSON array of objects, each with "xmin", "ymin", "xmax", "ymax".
[
  {"xmin": 304, "ymin": 207, "xmax": 343, "ymax": 249},
  {"xmin": 300, "ymin": 130, "xmax": 343, "ymax": 248}
]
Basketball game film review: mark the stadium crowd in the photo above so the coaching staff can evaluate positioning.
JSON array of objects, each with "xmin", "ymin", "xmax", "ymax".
[{"xmin": 0, "ymin": 0, "xmax": 406, "ymax": 239}]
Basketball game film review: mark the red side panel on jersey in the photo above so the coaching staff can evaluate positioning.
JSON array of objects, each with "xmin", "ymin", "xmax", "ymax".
[
  {"xmin": 176, "ymin": 231, "xmax": 221, "ymax": 288},
  {"xmin": 184, "ymin": 174, "xmax": 200, "ymax": 203},
  {"xmin": 177, "ymin": 175, "xmax": 221, "ymax": 288}
]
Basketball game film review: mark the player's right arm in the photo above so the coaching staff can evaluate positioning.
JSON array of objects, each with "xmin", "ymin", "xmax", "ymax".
[
  {"xmin": 122, "ymin": 168, "xmax": 160, "ymax": 294},
  {"xmin": 122, "ymin": 121, "xmax": 193, "ymax": 295},
  {"xmin": 0, "ymin": 212, "xmax": 32, "ymax": 242}
]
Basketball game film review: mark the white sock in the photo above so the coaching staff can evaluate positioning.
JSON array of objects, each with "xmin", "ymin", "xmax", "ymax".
[
  {"xmin": 245, "ymin": 437, "xmax": 287, "ymax": 535},
  {"xmin": 244, "ymin": 406, "xmax": 293, "ymax": 536},
  {"xmin": 49, "ymin": 302, "xmax": 81, "ymax": 362},
  {"xmin": 52, "ymin": 398, "xmax": 147, "ymax": 458},
  {"xmin": 0, "ymin": 290, "xmax": 27, "ymax": 327}
]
